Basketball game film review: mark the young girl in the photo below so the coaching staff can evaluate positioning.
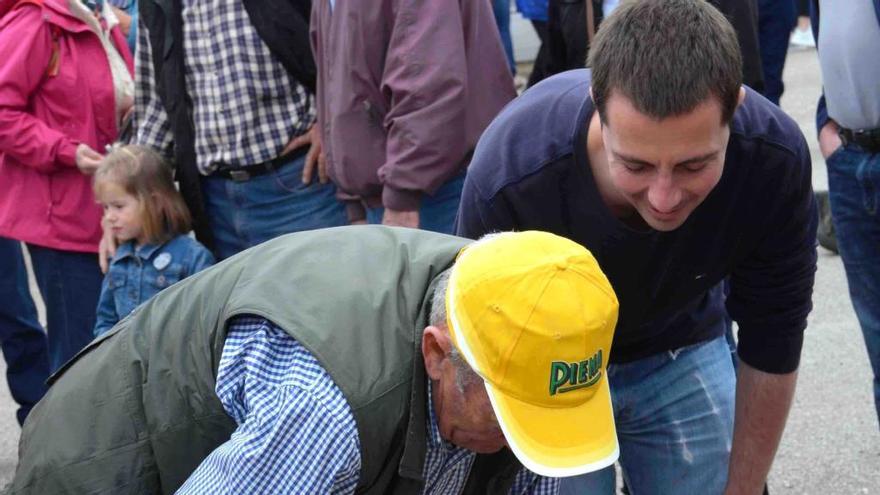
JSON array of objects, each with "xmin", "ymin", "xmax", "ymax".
[{"xmin": 92, "ymin": 145, "xmax": 215, "ymax": 337}]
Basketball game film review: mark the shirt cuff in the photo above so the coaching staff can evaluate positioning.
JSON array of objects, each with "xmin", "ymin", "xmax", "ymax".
[
  {"xmin": 382, "ymin": 185, "xmax": 422, "ymax": 212},
  {"xmin": 737, "ymin": 330, "xmax": 804, "ymax": 374}
]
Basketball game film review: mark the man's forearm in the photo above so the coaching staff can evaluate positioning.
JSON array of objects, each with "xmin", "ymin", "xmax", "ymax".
[{"xmin": 725, "ymin": 362, "xmax": 798, "ymax": 495}]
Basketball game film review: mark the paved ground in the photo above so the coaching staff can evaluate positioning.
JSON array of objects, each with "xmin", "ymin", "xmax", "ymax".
[{"xmin": 1, "ymin": 46, "xmax": 878, "ymax": 493}]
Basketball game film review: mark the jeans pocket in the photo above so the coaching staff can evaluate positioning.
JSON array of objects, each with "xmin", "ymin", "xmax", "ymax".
[
  {"xmin": 825, "ymin": 143, "xmax": 849, "ymax": 165},
  {"xmin": 272, "ymin": 157, "xmax": 309, "ymax": 194}
]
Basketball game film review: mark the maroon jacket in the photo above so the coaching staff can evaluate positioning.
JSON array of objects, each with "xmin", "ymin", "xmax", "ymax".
[{"xmin": 311, "ymin": 0, "xmax": 516, "ymax": 219}]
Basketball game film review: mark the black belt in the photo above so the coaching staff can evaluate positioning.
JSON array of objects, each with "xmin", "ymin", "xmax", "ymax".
[
  {"xmin": 212, "ymin": 146, "xmax": 309, "ymax": 182},
  {"xmin": 838, "ymin": 126, "xmax": 880, "ymax": 153}
]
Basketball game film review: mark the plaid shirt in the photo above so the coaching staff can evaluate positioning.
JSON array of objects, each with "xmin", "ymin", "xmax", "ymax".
[
  {"xmin": 133, "ymin": 0, "xmax": 314, "ymax": 175},
  {"xmin": 178, "ymin": 316, "xmax": 559, "ymax": 494}
]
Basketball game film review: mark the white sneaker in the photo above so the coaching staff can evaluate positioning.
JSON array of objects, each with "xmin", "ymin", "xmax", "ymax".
[{"xmin": 790, "ymin": 28, "xmax": 816, "ymax": 48}]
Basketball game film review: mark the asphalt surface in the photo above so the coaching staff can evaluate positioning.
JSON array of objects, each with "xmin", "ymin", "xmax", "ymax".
[{"xmin": 0, "ymin": 47, "xmax": 878, "ymax": 494}]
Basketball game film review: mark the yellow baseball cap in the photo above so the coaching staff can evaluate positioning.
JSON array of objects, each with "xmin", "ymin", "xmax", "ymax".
[{"xmin": 445, "ymin": 231, "xmax": 620, "ymax": 477}]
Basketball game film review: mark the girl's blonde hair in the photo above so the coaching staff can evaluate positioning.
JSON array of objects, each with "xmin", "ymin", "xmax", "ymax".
[{"xmin": 93, "ymin": 145, "xmax": 192, "ymax": 244}]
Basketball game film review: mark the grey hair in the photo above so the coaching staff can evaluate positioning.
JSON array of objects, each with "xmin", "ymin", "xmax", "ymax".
[
  {"xmin": 429, "ymin": 268, "xmax": 480, "ymax": 392},
  {"xmin": 429, "ymin": 268, "xmax": 452, "ymax": 328},
  {"xmin": 429, "ymin": 232, "xmax": 508, "ymax": 393}
]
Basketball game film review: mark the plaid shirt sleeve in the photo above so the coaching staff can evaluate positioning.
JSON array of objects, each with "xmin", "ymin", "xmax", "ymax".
[
  {"xmin": 176, "ymin": 317, "xmax": 361, "ymax": 494},
  {"xmin": 132, "ymin": 16, "xmax": 174, "ymax": 157}
]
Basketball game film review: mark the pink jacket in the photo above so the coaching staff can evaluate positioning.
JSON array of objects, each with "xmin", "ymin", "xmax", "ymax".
[
  {"xmin": 0, "ymin": 0, "xmax": 133, "ymax": 252},
  {"xmin": 311, "ymin": 0, "xmax": 516, "ymax": 218}
]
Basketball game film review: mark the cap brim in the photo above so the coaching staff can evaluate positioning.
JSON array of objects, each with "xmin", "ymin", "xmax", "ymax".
[{"xmin": 484, "ymin": 375, "xmax": 619, "ymax": 478}]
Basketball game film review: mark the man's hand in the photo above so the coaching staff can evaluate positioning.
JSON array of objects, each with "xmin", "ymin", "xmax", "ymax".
[
  {"xmin": 281, "ymin": 126, "xmax": 328, "ymax": 185},
  {"xmin": 76, "ymin": 144, "xmax": 103, "ymax": 175},
  {"xmin": 724, "ymin": 362, "xmax": 798, "ymax": 495},
  {"xmin": 98, "ymin": 219, "xmax": 117, "ymax": 274},
  {"xmin": 382, "ymin": 208, "xmax": 419, "ymax": 228},
  {"xmin": 819, "ymin": 120, "xmax": 842, "ymax": 159}
]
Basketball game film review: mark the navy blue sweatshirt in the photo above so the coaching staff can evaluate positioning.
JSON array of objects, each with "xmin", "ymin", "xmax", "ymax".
[{"xmin": 456, "ymin": 70, "xmax": 817, "ymax": 374}]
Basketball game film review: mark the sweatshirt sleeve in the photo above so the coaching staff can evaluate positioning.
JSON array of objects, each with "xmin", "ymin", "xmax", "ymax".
[
  {"xmin": 454, "ymin": 173, "xmax": 518, "ymax": 241},
  {"xmin": 727, "ymin": 135, "xmax": 818, "ymax": 374},
  {"xmin": 0, "ymin": 7, "xmax": 79, "ymax": 172}
]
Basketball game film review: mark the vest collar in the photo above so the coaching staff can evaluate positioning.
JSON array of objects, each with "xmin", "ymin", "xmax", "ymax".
[{"xmin": 396, "ymin": 291, "xmax": 433, "ymax": 482}]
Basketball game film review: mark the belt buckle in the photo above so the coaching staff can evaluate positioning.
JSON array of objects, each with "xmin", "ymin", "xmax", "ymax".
[{"xmin": 229, "ymin": 169, "xmax": 251, "ymax": 182}]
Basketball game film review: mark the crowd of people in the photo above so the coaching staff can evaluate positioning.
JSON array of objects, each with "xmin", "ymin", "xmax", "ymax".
[{"xmin": 0, "ymin": 0, "xmax": 877, "ymax": 493}]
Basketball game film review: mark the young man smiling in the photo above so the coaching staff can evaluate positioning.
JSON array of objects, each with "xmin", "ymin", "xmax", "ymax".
[{"xmin": 456, "ymin": 1, "xmax": 818, "ymax": 493}]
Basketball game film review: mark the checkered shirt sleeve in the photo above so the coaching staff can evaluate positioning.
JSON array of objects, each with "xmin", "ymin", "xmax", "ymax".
[
  {"xmin": 176, "ymin": 316, "xmax": 361, "ymax": 494},
  {"xmin": 132, "ymin": 16, "xmax": 174, "ymax": 158},
  {"xmin": 179, "ymin": 315, "xmax": 558, "ymax": 494}
]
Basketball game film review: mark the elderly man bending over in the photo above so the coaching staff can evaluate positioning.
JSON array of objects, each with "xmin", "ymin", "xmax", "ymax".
[{"xmin": 11, "ymin": 226, "xmax": 620, "ymax": 495}]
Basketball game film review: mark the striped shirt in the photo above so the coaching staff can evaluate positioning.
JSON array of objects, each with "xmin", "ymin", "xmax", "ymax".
[
  {"xmin": 178, "ymin": 316, "xmax": 559, "ymax": 494},
  {"xmin": 133, "ymin": 0, "xmax": 314, "ymax": 175}
]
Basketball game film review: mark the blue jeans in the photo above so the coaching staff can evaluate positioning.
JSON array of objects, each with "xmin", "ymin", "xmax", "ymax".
[
  {"xmin": 560, "ymin": 335, "xmax": 736, "ymax": 494},
  {"xmin": 827, "ymin": 143, "xmax": 880, "ymax": 428},
  {"xmin": 25, "ymin": 244, "xmax": 102, "ymax": 374},
  {"xmin": 492, "ymin": 0, "xmax": 516, "ymax": 75},
  {"xmin": 201, "ymin": 153, "xmax": 348, "ymax": 260},
  {"xmin": 365, "ymin": 171, "xmax": 466, "ymax": 235},
  {"xmin": 0, "ymin": 238, "xmax": 49, "ymax": 425},
  {"xmin": 757, "ymin": 0, "xmax": 797, "ymax": 105}
]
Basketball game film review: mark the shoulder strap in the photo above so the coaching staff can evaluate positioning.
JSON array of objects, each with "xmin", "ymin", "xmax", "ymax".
[{"xmin": 46, "ymin": 24, "xmax": 61, "ymax": 76}]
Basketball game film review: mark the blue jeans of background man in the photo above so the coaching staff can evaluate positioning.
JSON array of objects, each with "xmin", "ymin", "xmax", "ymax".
[
  {"xmin": 0, "ymin": 238, "xmax": 49, "ymax": 425},
  {"xmin": 492, "ymin": 0, "xmax": 517, "ymax": 75},
  {"xmin": 559, "ymin": 335, "xmax": 736, "ymax": 494},
  {"xmin": 757, "ymin": 0, "xmax": 797, "ymax": 105},
  {"xmin": 25, "ymin": 244, "xmax": 102, "ymax": 374},
  {"xmin": 826, "ymin": 143, "xmax": 880, "ymax": 428},
  {"xmin": 201, "ymin": 153, "xmax": 348, "ymax": 260},
  {"xmin": 365, "ymin": 170, "xmax": 466, "ymax": 235}
]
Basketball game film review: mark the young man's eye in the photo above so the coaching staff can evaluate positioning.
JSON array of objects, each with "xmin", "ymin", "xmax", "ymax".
[
  {"xmin": 623, "ymin": 162, "xmax": 647, "ymax": 173},
  {"xmin": 682, "ymin": 162, "xmax": 708, "ymax": 172}
]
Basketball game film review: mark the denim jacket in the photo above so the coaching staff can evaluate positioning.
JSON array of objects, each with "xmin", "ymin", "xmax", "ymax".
[{"xmin": 93, "ymin": 235, "xmax": 214, "ymax": 336}]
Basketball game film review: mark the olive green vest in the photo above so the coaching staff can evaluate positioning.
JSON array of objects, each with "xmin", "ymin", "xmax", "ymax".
[{"xmin": 10, "ymin": 226, "xmax": 523, "ymax": 494}]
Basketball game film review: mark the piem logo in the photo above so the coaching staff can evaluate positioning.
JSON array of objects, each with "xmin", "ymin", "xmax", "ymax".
[{"xmin": 549, "ymin": 350, "xmax": 603, "ymax": 395}]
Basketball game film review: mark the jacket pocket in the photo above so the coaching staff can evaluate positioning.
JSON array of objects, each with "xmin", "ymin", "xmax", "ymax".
[
  {"xmin": 328, "ymin": 99, "xmax": 387, "ymax": 195},
  {"xmin": 152, "ymin": 265, "xmax": 184, "ymax": 290},
  {"xmin": 109, "ymin": 272, "xmax": 134, "ymax": 318}
]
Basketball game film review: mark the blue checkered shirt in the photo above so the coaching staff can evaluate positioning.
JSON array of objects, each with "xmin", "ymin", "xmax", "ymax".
[
  {"xmin": 133, "ymin": 0, "xmax": 314, "ymax": 175},
  {"xmin": 177, "ymin": 316, "xmax": 559, "ymax": 494}
]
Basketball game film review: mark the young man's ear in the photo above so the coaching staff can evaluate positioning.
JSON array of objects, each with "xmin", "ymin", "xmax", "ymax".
[
  {"xmin": 737, "ymin": 86, "xmax": 747, "ymax": 108},
  {"xmin": 422, "ymin": 325, "xmax": 452, "ymax": 381}
]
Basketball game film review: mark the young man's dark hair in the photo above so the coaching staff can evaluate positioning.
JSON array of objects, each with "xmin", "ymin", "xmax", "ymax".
[{"xmin": 589, "ymin": 0, "xmax": 743, "ymax": 124}]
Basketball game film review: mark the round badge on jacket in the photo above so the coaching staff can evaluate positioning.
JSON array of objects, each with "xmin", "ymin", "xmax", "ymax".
[{"xmin": 153, "ymin": 253, "xmax": 172, "ymax": 271}]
